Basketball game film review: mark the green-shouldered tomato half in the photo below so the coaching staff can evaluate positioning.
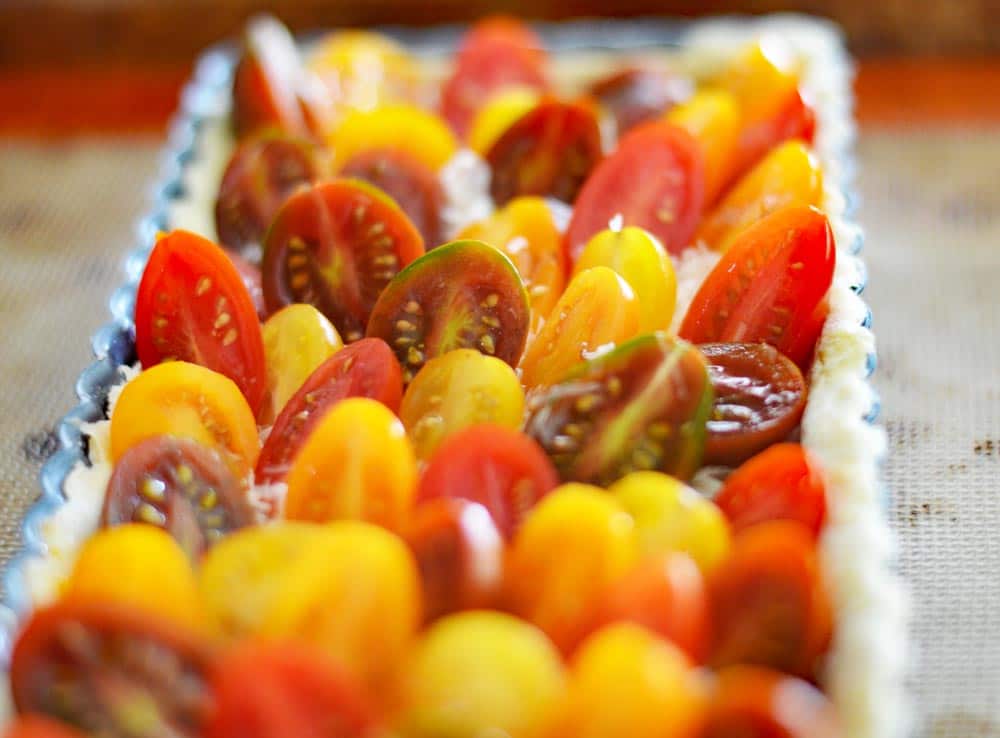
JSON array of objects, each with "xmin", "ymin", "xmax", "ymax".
[
  {"xmin": 564, "ymin": 120, "xmax": 705, "ymax": 262},
  {"xmin": 486, "ymin": 98, "xmax": 603, "ymax": 206},
  {"xmin": 679, "ymin": 205, "xmax": 835, "ymax": 369},
  {"xmin": 135, "ymin": 230, "xmax": 267, "ymax": 416},
  {"xmin": 10, "ymin": 601, "xmax": 214, "ymax": 738},
  {"xmin": 261, "ymin": 178, "xmax": 425, "ymax": 342},
  {"xmin": 699, "ymin": 342, "xmax": 807, "ymax": 467},
  {"xmin": 366, "ymin": 239, "xmax": 530, "ymax": 382},
  {"xmin": 214, "ymin": 130, "xmax": 329, "ymax": 259},
  {"xmin": 525, "ymin": 333, "xmax": 713, "ymax": 485}
]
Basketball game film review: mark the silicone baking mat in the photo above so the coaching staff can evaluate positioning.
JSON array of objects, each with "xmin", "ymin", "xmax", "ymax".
[{"xmin": 0, "ymin": 128, "xmax": 998, "ymax": 736}]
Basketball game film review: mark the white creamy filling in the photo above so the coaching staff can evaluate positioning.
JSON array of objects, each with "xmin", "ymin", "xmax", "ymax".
[{"xmin": 13, "ymin": 18, "xmax": 906, "ymax": 738}]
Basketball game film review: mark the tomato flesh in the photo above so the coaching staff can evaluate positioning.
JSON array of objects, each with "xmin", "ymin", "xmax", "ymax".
[
  {"xmin": 486, "ymin": 98, "xmax": 603, "ymax": 206},
  {"xmin": 565, "ymin": 120, "xmax": 705, "ymax": 261},
  {"xmin": 417, "ymin": 423, "xmax": 559, "ymax": 540},
  {"xmin": 102, "ymin": 436, "xmax": 255, "ymax": 557},
  {"xmin": 226, "ymin": 250, "xmax": 267, "ymax": 320},
  {"xmin": 700, "ymin": 343, "xmax": 807, "ymax": 466},
  {"xmin": 366, "ymin": 239, "xmax": 530, "ymax": 382},
  {"xmin": 135, "ymin": 230, "xmax": 268, "ymax": 416},
  {"xmin": 215, "ymin": 131, "xmax": 327, "ymax": 259},
  {"xmin": 261, "ymin": 179, "xmax": 425, "ymax": 342},
  {"xmin": 256, "ymin": 337, "xmax": 402, "ymax": 484},
  {"xmin": 340, "ymin": 147, "xmax": 445, "ymax": 248},
  {"xmin": 588, "ymin": 66, "xmax": 691, "ymax": 135},
  {"xmin": 525, "ymin": 333, "xmax": 713, "ymax": 485},
  {"xmin": 715, "ymin": 443, "xmax": 827, "ymax": 538},
  {"xmin": 11, "ymin": 601, "xmax": 213, "ymax": 738},
  {"xmin": 679, "ymin": 205, "xmax": 835, "ymax": 369}
]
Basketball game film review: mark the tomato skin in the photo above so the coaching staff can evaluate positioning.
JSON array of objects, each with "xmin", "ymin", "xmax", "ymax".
[
  {"xmin": 261, "ymin": 179, "xmax": 426, "ymax": 343},
  {"xmin": 666, "ymin": 89, "xmax": 741, "ymax": 207},
  {"xmin": 204, "ymin": 641, "xmax": 379, "ymax": 738},
  {"xmin": 135, "ymin": 230, "xmax": 268, "ymax": 416},
  {"xmin": 709, "ymin": 520, "xmax": 832, "ymax": 678},
  {"xmin": 715, "ymin": 443, "xmax": 827, "ymax": 538},
  {"xmin": 679, "ymin": 205, "xmax": 835, "ymax": 369},
  {"xmin": 565, "ymin": 120, "xmax": 705, "ymax": 261},
  {"xmin": 4, "ymin": 716, "xmax": 88, "ymax": 738},
  {"xmin": 701, "ymin": 665, "xmax": 841, "ymax": 738},
  {"xmin": 404, "ymin": 498, "xmax": 504, "ymax": 621},
  {"xmin": 11, "ymin": 601, "xmax": 214, "ymax": 737},
  {"xmin": 486, "ymin": 98, "xmax": 603, "ymax": 206},
  {"xmin": 589, "ymin": 66, "xmax": 691, "ymax": 135},
  {"xmin": 586, "ymin": 552, "xmax": 712, "ymax": 663},
  {"xmin": 734, "ymin": 87, "xmax": 815, "ymax": 184},
  {"xmin": 256, "ymin": 337, "xmax": 403, "ymax": 484},
  {"xmin": 417, "ymin": 423, "xmax": 559, "ymax": 540},
  {"xmin": 441, "ymin": 17, "xmax": 548, "ymax": 138}
]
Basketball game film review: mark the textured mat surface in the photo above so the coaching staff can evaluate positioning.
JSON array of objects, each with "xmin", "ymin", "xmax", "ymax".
[{"xmin": 0, "ymin": 129, "xmax": 998, "ymax": 736}]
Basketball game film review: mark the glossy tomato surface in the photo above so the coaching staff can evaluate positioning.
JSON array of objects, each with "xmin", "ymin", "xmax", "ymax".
[
  {"xmin": 135, "ymin": 231, "xmax": 267, "ymax": 415},
  {"xmin": 588, "ymin": 66, "xmax": 691, "ymax": 134},
  {"xmin": 679, "ymin": 205, "xmax": 835, "ymax": 369},
  {"xmin": 261, "ymin": 179, "xmax": 425, "ymax": 342},
  {"xmin": 565, "ymin": 120, "xmax": 705, "ymax": 261}
]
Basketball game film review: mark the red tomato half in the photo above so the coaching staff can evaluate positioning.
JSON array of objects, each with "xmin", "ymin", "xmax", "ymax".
[
  {"xmin": 564, "ymin": 120, "xmax": 705, "ymax": 261},
  {"xmin": 715, "ymin": 443, "xmax": 827, "ymax": 538},
  {"xmin": 205, "ymin": 641, "xmax": 379, "ymax": 738},
  {"xmin": 417, "ymin": 424, "xmax": 559, "ymax": 540},
  {"xmin": 679, "ymin": 205, "xmax": 835, "ymax": 369},
  {"xmin": 255, "ymin": 337, "xmax": 404, "ymax": 484},
  {"xmin": 441, "ymin": 17, "xmax": 548, "ymax": 138},
  {"xmin": 135, "ymin": 230, "xmax": 267, "ymax": 416}
]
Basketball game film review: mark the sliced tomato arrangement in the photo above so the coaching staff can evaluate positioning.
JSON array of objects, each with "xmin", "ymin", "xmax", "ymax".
[{"xmin": 17, "ymin": 17, "xmax": 854, "ymax": 738}]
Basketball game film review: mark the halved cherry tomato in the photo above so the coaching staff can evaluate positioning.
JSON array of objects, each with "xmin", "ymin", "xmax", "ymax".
[
  {"xmin": 468, "ymin": 87, "xmax": 542, "ymax": 155},
  {"xmin": 666, "ymin": 88, "xmax": 741, "ymax": 206},
  {"xmin": 204, "ymin": 641, "xmax": 380, "ymax": 738},
  {"xmin": 199, "ymin": 522, "xmax": 333, "ymax": 638},
  {"xmin": 404, "ymin": 498, "xmax": 504, "ymax": 621},
  {"xmin": 306, "ymin": 30, "xmax": 421, "ymax": 116},
  {"xmin": 525, "ymin": 334, "xmax": 713, "ymax": 485},
  {"xmin": 717, "ymin": 40, "xmax": 816, "ymax": 181},
  {"xmin": 227, "ymin": 250, "xmax": 268, "ymax": 320},
  {"xmin": 696, "ymin": 139, "xmax": 824, "ymax": 252},
  {"xmin": 102, "ymin": 437, "xmax": 255, "ymax": 557},
  {"xmin": 366, "ymin": 239, "xmax": 530, "ymax": 382},
  {"xmin": 283, "ymin": 397, "xmax": 415, "ymax": 530},
  {"xmin": 400, "ymin": 349, "xmax": 524, "ymax": 460},
  {"xmin": 610, "ymin": 471, "xmax": 731, "ymax": 573},
  {"xmin": 4, "ymin": 716, "xmax": 87, "ymax": 738},
  {"xmin": 259, "ymin": 303, "xmax": 343, "ymax": 424},
  {"xmin": 715, "ymin": 443, "xmax": 827, "ymax": 538},
  {"xmin": 548, "ymin": 623, "xmax": 706, "ymax": 738},
  {"xmin": 64, "ymin": 524, "xmax": 205, "ymax": 630},
  {"xmin": 110, "ymin": 361, "xmax": 259, "ymax": 475},
  {"xmin": 565, "ymin": 120, "xmax": 705, "ymax": 260},
  {"xmin": 572, "ymin": 225, "xmax": 677, "ymax": 333},
  {"xmin": 135, "ymin": 230, "xmax": 267, "ymax": 415},
  {"xmin": 700, "ymin": 343, "xmax": 807, "ymax": 466},
  {"xmin": 401, "ymin": 611, "xmax": 565, "ymax": 738},
  {"xmin": 589, "ymin": 66, "xmax": 691, "ymax": 135},
  {"xmin": 506, "ymin": 484, "xmax": 637, "ymax": 652},
  {"xmin": 710, "ymin": 520, "xmax": 833, "ymax": 678},
  {"xmin": 457, "ymin": 196, "xmax": 566, "ymax": 334},
  {"xmin": 11, "ymin": 600, "xmax": 213, "ymax": 737},
  {"xmin": 485, "ymin": 98, "xmax": 603, "ymax": 205},
  {"xmin": 702, "ymin": 665, "xmax": 841, "ymax": 738},
  {"xmin": 587, "ymin": 552, "xmax": 711, "ymax": 663},
  {"xmin": 214, "ymin": 131, "xmax": 328, "ymax": 258},
  {"xmin": 417, "ymin": 423, "xmax": 559, "ymax": 540},
  {"xmin": 232, "ymin": 15, "xmax": 312, "ymax": 138},
  {"xmin": 679, "ymin": 205, "xmax": 835, "ymax": 369},
  {"xmin": 441, "ymin": 17, "xmax": 548, "ymax": 138},
  {"xmin": 261, "ymin": 179, "xmax": 425, "ymax": 341},
  {"xmin": 520, "ymin": 266, "xmax": 639, "ymax": 389},
  {"xmin": 340, "ymin": 148, "xmax": 445, "ymax": 247},
  {"xmin": 255, "ymin": 337, "xmax": 403, "ymax": 484},
  {"xmin": 328, "ymin": 105, "xmax": 458, "ymax": 173},
  {"xmin": 260, "ymin": 521, "xmax": 421, "ymax": 696}
]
